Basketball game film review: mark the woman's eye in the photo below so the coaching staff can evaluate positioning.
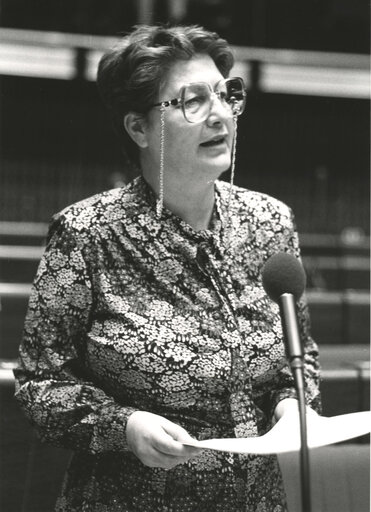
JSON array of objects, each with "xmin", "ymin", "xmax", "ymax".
[
  {"xmin": 184, "ymin": 95, "xmax": 204, "ymax": 109},
  {"xmin": 184, "ymin": 96, "xmax": 206, "ymax": 112}
]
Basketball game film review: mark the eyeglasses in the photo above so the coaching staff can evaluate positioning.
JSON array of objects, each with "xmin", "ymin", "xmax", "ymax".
[{"xmin": 151, "ymin": 77, "xmax": 246, "ymax": 123}]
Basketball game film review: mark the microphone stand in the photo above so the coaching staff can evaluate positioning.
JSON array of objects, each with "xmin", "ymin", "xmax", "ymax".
[{"xmin": 279, "ymin": 294, "xmax": 311, "ymax": 512}]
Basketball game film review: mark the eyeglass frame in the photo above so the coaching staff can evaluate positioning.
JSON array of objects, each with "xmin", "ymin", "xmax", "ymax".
[{"xmin": 150, "ymin": 76, "xmax": 247, "ymax": 123}]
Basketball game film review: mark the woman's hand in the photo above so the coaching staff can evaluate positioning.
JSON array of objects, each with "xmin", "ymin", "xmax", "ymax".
[
  {"xmin": 273, "ymin": 398, "xmax": 318, "ymax": 425},
  {"xmin": 126, "ymin": 411, "xmax": 202, "ymax": 469}
]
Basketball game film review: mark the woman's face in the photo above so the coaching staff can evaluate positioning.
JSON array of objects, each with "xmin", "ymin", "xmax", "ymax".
[{"xmin": 141, "ymin": 54, "xmax": 236, "ymax": 185}]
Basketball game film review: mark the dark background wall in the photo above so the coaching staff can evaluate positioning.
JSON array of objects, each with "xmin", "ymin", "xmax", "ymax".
[{"xmin": 0, "ymin": 0, "xmax": 369, "ymax": 53}]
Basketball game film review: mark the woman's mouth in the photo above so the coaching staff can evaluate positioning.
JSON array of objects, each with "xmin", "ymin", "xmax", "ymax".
[{"xmin": 200, "ymin": 136, "xmax": 226, "ymax": 148}]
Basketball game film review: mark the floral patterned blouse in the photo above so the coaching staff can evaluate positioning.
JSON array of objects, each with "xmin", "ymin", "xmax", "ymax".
[{"xmin": 14, "ymin": 176, "xmax": 321, "ymax": 512}]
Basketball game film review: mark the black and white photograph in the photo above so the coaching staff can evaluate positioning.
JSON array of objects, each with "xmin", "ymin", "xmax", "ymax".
[{"xmin": 0, "ymin": 1, "xmax": 369, "ymax": 511}]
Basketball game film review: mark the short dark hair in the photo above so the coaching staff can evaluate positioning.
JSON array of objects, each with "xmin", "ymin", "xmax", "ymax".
[{"xmin": 96, "ymin": 24, "xmax": 235, "ymax": 168}]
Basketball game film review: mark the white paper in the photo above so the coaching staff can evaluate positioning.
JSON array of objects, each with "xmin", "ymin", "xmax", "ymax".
[{"xmin": 183, "ymin": 411, "xmax": 371, "ymax": 455}]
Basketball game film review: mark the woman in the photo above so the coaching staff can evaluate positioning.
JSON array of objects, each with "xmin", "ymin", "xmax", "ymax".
[{"xmin": 14, "ymin": 25, "xmax": 321, "ymax": 511}]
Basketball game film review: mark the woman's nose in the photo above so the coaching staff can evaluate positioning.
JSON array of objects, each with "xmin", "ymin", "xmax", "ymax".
[{"xmin": 206, "ymin": 93, "xmax": 232, "ymax": 125}]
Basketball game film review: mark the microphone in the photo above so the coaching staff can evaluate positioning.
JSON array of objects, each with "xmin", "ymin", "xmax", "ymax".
[
  {"xmin": 262, "ymin": 252, "xmax": 306, "ymax": 362},
  {"xmin": 262, "ymin": 252, "xmax": 312, "ymax": 512}
]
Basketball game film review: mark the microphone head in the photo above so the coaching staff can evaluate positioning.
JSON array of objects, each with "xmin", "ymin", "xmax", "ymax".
[{"xmin": 262, "ymin": 252, "xmax": 306, "ymax": 303}]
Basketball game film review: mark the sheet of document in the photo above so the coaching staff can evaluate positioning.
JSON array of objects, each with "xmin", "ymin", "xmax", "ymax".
[{"xmin": 183, "ymin": 411, "xmax": 371, "ymax": 455}]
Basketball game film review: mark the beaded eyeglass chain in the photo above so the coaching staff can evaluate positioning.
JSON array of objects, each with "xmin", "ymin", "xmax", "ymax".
[{"xmin": 156, "ymin": 105, "xmax": 166, "ymax": 218}]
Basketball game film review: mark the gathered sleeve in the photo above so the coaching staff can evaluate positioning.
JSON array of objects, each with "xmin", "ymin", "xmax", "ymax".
[
  {"xmin": 267, "ymin": 207, "xmax": 322, "ymax": 416},
  {"xmin": 14, "ymin": 217, "xmax": 137, "ymax": 454}
]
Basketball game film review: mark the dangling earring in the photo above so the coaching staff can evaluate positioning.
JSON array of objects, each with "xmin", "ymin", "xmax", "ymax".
[
  {"xmin": 156, "ymin": 104, "xmax": 165, "ymax": 218},
  {"xmin": 226, "ymin": 113, "xmax": 238, "ymax": 228}
]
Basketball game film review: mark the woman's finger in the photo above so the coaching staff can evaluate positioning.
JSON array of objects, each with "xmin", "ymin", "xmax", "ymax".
[
  {"xmin": 126, "ymin": 411, "xmax": 201, "ymax": 467},
  {"xmin": 153, "ymin": 419, "xmax": 201, "ymax": 457},
  {"xmin": 137, "ymin": 445, "xmax": 194, "ymax": 469},
  {"xmin": 153, "ymin": 433, "xmax": 201, "ymax": 458}
]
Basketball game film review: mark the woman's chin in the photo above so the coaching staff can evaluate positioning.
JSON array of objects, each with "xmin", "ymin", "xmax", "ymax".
[{"xmin": 201, "ymin": 155, "xmax": 231, "ymax": 178}]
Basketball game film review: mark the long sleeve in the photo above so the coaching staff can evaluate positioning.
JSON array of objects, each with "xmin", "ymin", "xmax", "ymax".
[{"xmin": 14, "ymin": 217, "xmax": 137, "ymax": 454}]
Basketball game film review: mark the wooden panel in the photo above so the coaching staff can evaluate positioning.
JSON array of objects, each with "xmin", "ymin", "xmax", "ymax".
[{"xmin": 279, "ymin": 444, "xmax": 370, "ymax": 512}]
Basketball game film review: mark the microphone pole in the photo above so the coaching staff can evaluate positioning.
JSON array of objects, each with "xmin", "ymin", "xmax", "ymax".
[
  {"xmin": 261, "ymin": 252, "xmax": 312, "ymax": 512},
  {"xmin": 279, "ymin": 293, "xmax": 311, "ymax": 512}
]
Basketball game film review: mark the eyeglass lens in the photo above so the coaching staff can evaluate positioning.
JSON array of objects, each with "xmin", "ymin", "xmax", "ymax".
[{"xmin": 181, "ymin": 78, "xmax": 245, "ymax": 123}]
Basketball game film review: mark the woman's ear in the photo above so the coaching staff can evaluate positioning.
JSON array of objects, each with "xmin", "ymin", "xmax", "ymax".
[{"xmin": 123, "ymin": 112, "xmax": 148, "ymax": 149}]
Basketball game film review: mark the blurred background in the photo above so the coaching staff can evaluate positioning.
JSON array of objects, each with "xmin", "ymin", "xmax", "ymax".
[{"xmin": 0, "ymin": 1, "xmax": 369, "ymax": 511}]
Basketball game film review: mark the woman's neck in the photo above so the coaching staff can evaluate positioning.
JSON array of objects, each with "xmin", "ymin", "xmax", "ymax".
[
  {"xmin": 142, "ymin": 168, "xmax": 216, "ymax": 231},
  {"xmin": 164, "ymin": 181, "xmax": 216, "ymax": 231}
]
